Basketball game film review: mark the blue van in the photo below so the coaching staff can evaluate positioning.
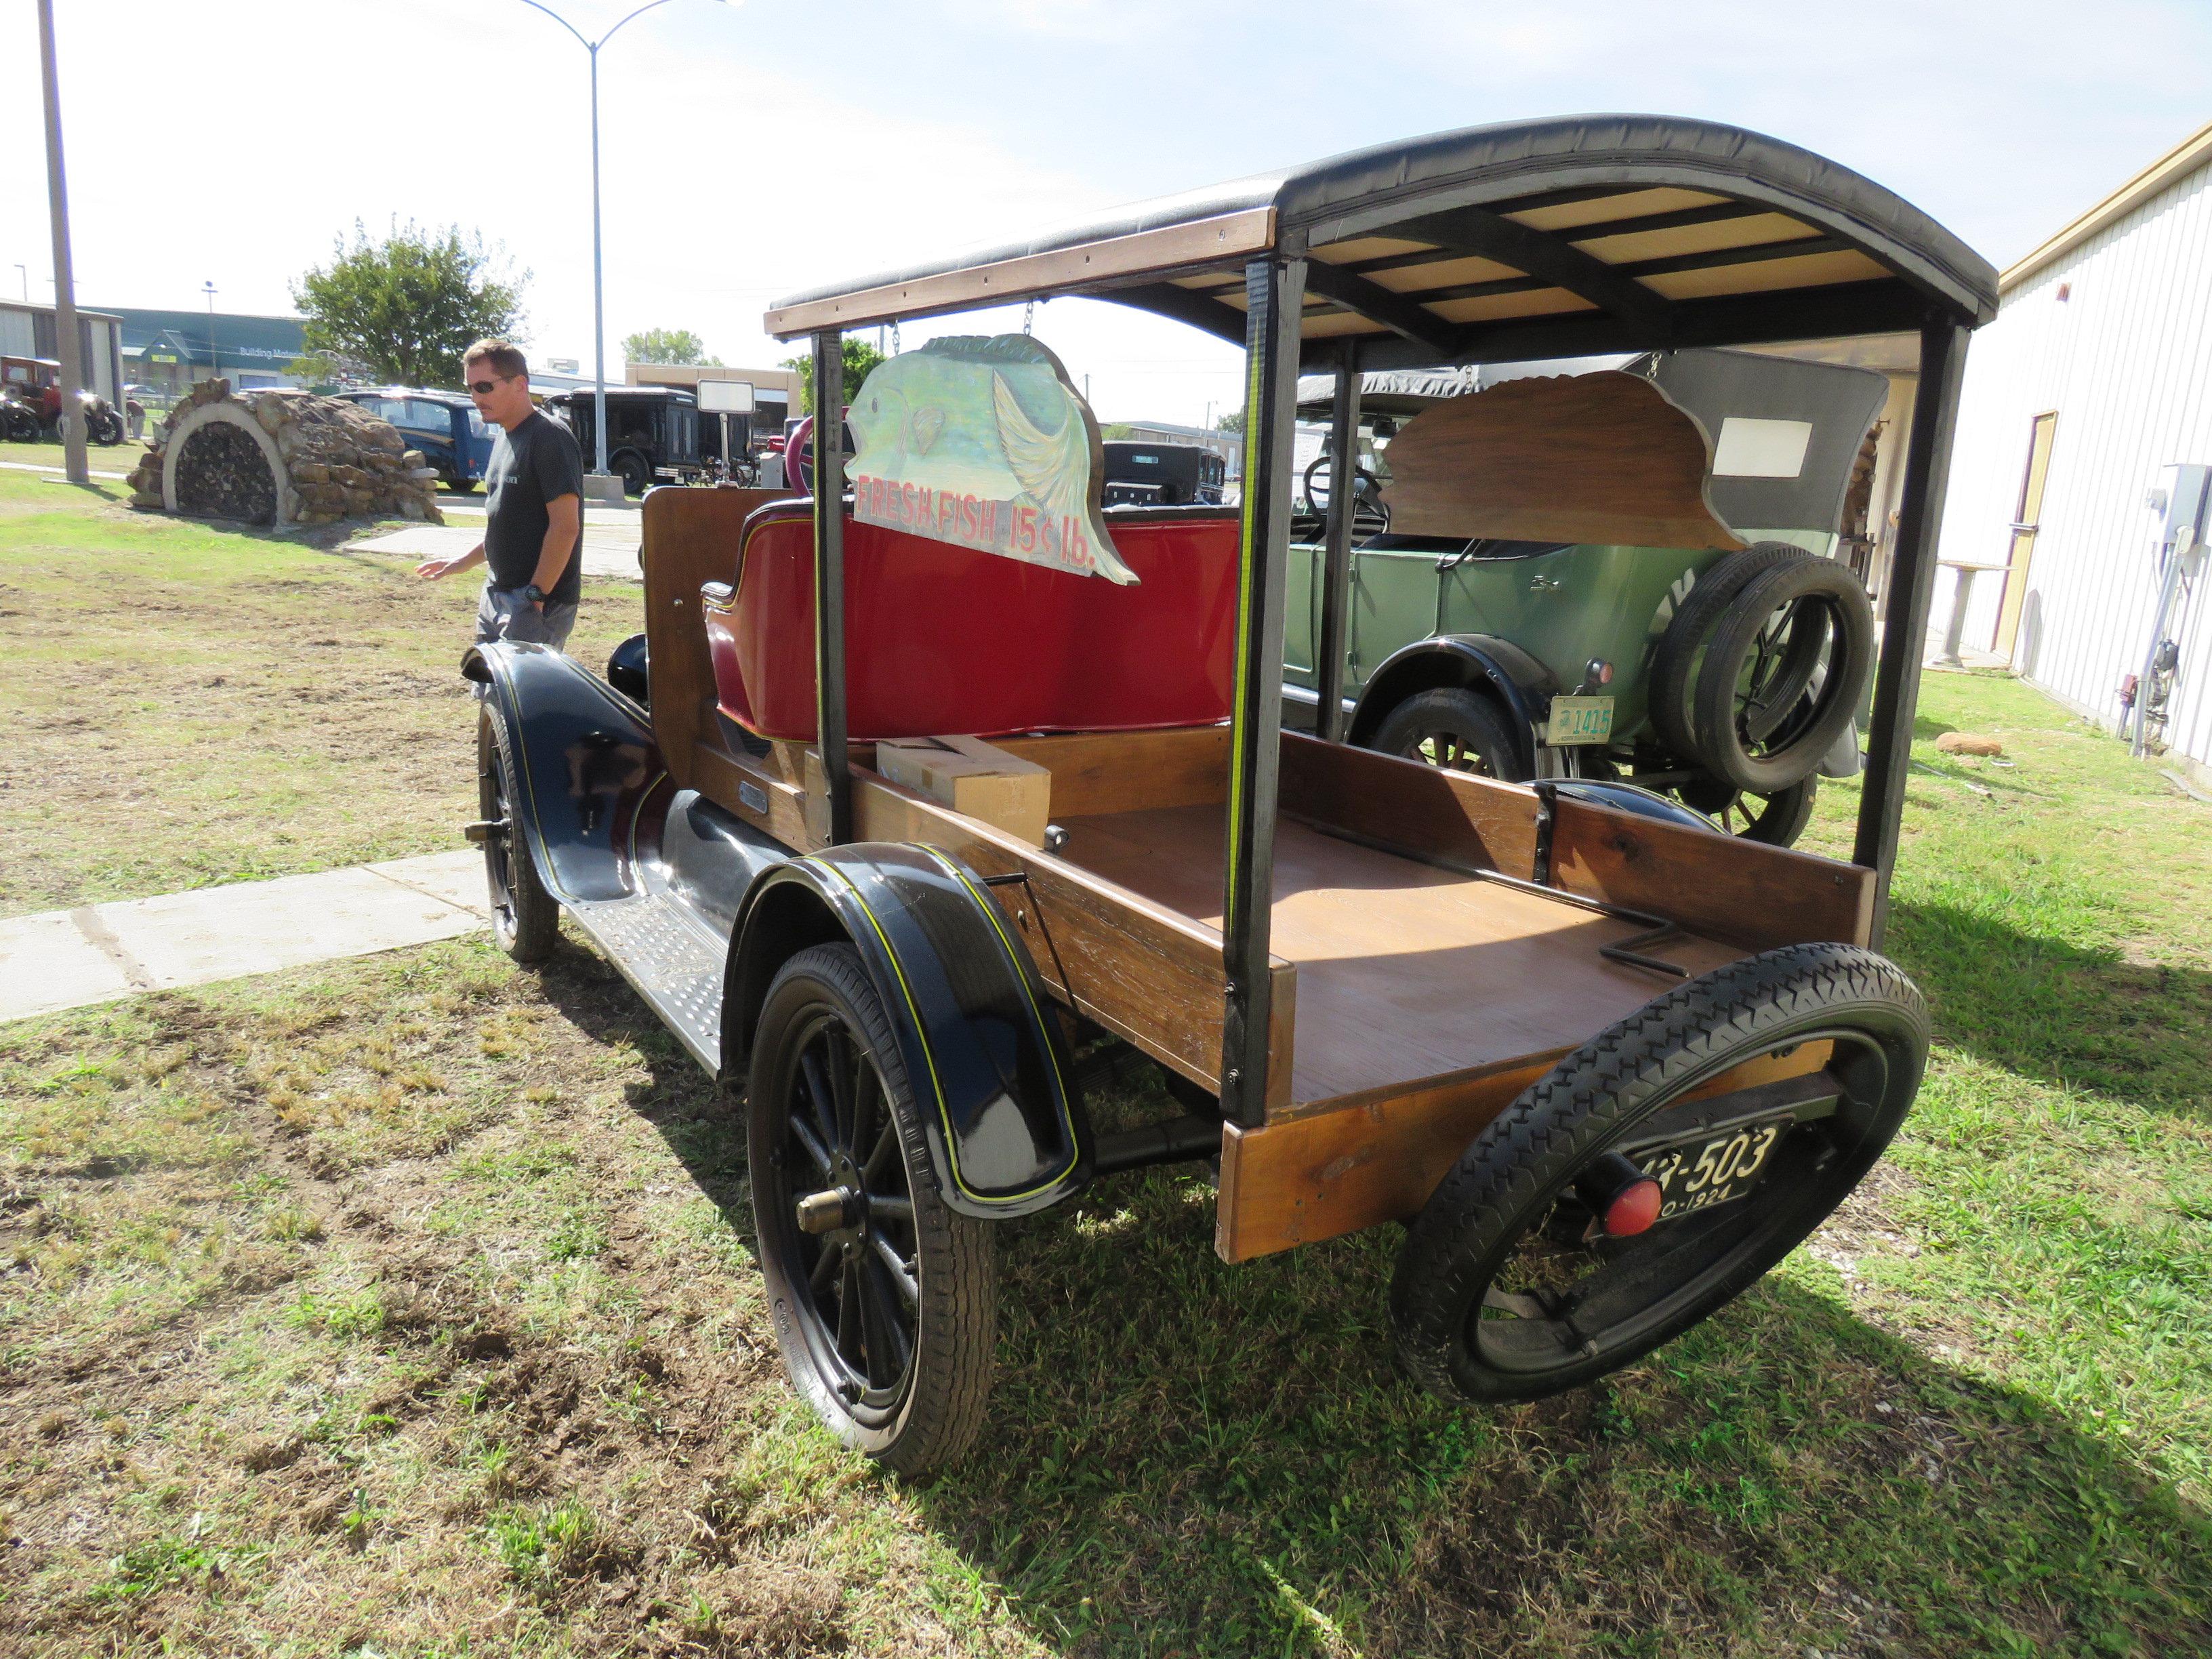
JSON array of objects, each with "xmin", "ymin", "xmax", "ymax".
[{"xmin": 335, "ymin": 388, "xmax": 495, "ymax": 492}]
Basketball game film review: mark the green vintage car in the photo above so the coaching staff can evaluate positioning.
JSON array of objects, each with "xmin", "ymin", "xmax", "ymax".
[{"xmin": 1282, "ymin": 348, "xmax": 1889, "ymax": 843}]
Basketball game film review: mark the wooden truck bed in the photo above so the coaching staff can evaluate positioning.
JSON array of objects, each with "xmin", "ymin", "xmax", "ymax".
[{"xmin": 640, "ymin": 489, "xmax": 1876, "ymax": 1263}]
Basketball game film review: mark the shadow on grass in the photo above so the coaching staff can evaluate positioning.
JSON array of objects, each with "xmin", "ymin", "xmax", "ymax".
[
  {"xmin": 531, "ymin": 937, "xmax": 2210, "ymax": 1656},
  {"xmin": 1889, "ymin": 897, "xmax": 2212, "ymax": 1114}
]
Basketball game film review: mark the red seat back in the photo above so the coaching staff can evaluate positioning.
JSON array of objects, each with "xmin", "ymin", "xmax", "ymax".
[{"xmin": 705, "ymin": 502, "xmax": 1239, "ymax": 740}]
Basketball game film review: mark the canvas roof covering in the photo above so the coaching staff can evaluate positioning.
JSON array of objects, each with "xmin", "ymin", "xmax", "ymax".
[{"xmin": 766, "ymin": 115, "xmax": 1996, "ymax": 370}]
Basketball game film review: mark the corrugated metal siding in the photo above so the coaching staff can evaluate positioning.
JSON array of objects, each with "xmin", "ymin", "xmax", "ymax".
[{"xmin": 1938, "ymin": 157, "xmax": 2212, "ymax": 769}]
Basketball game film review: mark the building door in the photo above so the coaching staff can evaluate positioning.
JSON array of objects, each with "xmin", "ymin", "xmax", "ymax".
[{"xmin": 1996, "ymin": 411, "xmax": 2057, "ymax": 657}]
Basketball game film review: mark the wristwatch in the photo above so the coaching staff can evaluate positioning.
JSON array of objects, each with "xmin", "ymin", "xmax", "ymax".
[{"xmin": 523, "ymin": 583, "xmax": 548, "ymax": 605}]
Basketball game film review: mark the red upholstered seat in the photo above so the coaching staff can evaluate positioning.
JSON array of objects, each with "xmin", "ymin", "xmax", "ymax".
[{"xmin": 702, "ymin": 500, "xmax": 1240, "ymax": 741}]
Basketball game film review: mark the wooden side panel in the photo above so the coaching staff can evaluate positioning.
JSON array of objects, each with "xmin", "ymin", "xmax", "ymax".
[
  {"xmin": 991, "ymin": 726, "xmax": 1231, "ymax": 817},
  {"xmin": 1215, "ymin": 1042, "xmax": 1832, "ymax": 1262},
  {"xmin": 1549, "ymin": 794, "xmax": 1876, "ymax": 951},
  {"xmin": 640, "ymin": 487, "xmax": 794, "ymax": 788},
  {"xmin": 1277, "ymin": 732, "xmax": 1540, "ymax": 878},
  {"xmin": 851, "ymin": 771, "xmax": 1292, "ymax": 1108},
  {"xmin": 1376, "ymin": 371, "xmax": 1746, "ymax": 551},
  {"xmin": 693, "ymin": 741, "xmax": 813, "ymax": 851}
]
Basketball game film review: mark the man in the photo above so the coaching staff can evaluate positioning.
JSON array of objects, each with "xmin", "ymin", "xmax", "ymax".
[{"xmin": 416, "ymin": 339, "xmax": 582, "ymax": 651}]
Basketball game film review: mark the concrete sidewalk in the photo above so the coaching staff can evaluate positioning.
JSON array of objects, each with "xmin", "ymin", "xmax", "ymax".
[
  {"xmin": 352, "ymin": 522, "xmax": 644, "ymax": 581},
  {"xmin": 1, "ymin": 457, "xmax": 131, "ymax": 481},
  {"xmin": 1, "ymin": 851, "xmax": 489, "ymax": 1025}
]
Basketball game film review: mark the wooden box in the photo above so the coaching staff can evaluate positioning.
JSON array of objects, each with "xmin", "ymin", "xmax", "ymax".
[{"xmin": 876, "ymin": 735, "xmax": 1051, "ymax": 847}]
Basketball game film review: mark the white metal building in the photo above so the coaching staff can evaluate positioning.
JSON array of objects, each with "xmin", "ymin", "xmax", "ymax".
[
  {"xmin": 0, "ymin": 298, "xmax": 126, "ymax": 404},
  {"xmin": 1937, "ymin": 120, "xmax": 2212, "ymax": 774}
]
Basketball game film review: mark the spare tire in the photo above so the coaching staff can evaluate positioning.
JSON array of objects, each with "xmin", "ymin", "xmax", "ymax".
[
  {"xmin": 1691, "ymin": 558, "xmax": 1875, "ymax": 794},
  {"xmin": 1647, "ymin": 543, "xmax": 1807, "ymax": 757}
]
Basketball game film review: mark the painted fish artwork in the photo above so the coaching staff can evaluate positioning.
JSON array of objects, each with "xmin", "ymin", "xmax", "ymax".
[{"xmin": 847, "ymin": 335, "xmax": 1136, "ymax": 584}]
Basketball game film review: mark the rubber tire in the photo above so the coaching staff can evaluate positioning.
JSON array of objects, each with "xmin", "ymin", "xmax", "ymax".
[
  {"xmin": 1391, "ymin": 942, "xmax": 1927, "ymax": 1404},
  {"xmin": 87, "ymin": 408, "xmax": 125, "ymax": 446},
  {"xmin": 747, "ymin": 943, "xmax": 996, "ymax": 1476},
  {"xmin": 1647, "ymin": 543, "xmax": 1808, "ymax": 758},
  {"xmin": 614, "ymin": 451, "xmax": 651, "ymax": 497},
  {"xmin": 1370, "ymin": 687, "xmax": 1529, "ymax": 781},
  {"xmin": 447, "ymin": 475, "xmax": 480, "ymax": 495},
  {"xmin": 478, "ymin": 706, "xmax": 560, "ymax": 963},
  {"xmin": 1675, "ymin": 770, "xmax": 1819, "ymax": 846},
  {"xmin": 1692, "ymin": 559, "xmax": 1875, "ymax": 794}
]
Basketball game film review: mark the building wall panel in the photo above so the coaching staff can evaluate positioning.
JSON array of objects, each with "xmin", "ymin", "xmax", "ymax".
[{"xmin": 1940, "ymin": 159, "xmax": 2212, "ymax": 770}]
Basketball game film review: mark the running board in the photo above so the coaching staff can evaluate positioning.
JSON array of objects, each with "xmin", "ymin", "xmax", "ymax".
[{"xmin": 568, "ymin": 891, "xmax": 730, "ymax": 1076}]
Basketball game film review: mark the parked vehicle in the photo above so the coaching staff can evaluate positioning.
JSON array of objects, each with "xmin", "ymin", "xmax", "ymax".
[
  {"xmin": 1, "ymin": 355, "xmax": 125, "ymax": 445},
  {"xmin": 1284, "ymin": 350, "xmax": 1891, "ymax": 843},
  {"xmin": 542, "ymin": 386, "xmax": 707, "ymax": 495},
  {"xmin": 334, "ymin": 388, "xmax": 495, "ymax": 491},
  {"xmin": 1102, "ymin": 441, "xmax": 1227, "ymax": 506},
  {"xmin": 465, "ymin": 115, "xmax": 1993, "ymax": 1475}
]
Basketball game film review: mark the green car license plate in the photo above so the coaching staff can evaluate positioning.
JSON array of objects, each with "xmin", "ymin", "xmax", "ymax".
[
  {"xmin": 1636, "ymin": 1114, "xmax": 1793, "ymax": 1223},
  {"xmin": 1546, "ymin": 695, "xmax": 1614, "ymax": 745}
]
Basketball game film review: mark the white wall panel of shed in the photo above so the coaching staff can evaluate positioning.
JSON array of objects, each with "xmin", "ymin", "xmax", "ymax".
[{"xmin": 1938, "ymin": 157, "xmax": 2212, "ymax": 770}]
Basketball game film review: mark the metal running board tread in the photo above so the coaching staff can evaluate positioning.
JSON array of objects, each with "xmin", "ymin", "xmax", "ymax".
[{"xmin": 567, "ymin": 891, "xmax": 728, "ymax": 1074}]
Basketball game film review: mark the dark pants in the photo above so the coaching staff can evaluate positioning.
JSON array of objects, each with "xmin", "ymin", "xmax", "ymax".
[{"xmin": 476, "ymin": 583, "xmax": 577, "ymax": 652}]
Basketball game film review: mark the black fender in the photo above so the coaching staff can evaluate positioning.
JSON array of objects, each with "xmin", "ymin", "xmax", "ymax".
[
  {"xmin": 1347, "ymin": 634, "xmax": 1559, "ymax": 772},
  {"xmin": 463, "ymin": 641, "xmax": 668, "ymax": 905},
  {"xmin": 726, "ymin": 845, "xmax": 1090, "ymax": 1221}
]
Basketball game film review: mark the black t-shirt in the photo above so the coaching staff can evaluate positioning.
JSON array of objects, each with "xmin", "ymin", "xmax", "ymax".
[{"xmin": 484, "ymin": 411, "xmax": 584, "ymax": 605}]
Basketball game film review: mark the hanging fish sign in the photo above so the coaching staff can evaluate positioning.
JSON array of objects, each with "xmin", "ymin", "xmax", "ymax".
[{"xmin": 846, "ymin": 335, "xmax": 1136, "ymax": 584}]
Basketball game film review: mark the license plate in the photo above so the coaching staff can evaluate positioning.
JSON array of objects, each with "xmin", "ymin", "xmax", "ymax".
[
  {"xmin": 1547, "ymin": 695, "xmax": 1614, "ymax": 745},
  {"xmin": 1635, "ymin": 1113, "xmax": 1793, "ymax": 1223}
]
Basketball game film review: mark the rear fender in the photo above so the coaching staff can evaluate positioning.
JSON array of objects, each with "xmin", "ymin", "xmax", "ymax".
[
  {"xmin": 1347, "ymin": 634, "xmax": 1557, "ymax": 771},
  {"xmin": 464, "ymin": 642, "xmax": 668, "ymax": 904},
  {"xmin": 727, "ymin": 846, "xmax": 1091, "ymax": 1220}
]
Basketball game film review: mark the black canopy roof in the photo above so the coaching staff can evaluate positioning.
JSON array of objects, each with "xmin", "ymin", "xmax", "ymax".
[{"xmin": 766, "ymin": 115, "xmax": 1996, "ymax": 371}]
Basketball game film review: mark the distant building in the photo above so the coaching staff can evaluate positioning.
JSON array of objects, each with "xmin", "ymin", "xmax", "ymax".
[
  {"xmin": 98, "ymin": 307, "xmax": 308, "ymax": 394},
  {"xmin": 1938, "ymin": 119, "xmax": 2212, "ymax": 775},
  {"xmin": 0, "ymin": 299, "xmax": 126, "ymax": 403}
]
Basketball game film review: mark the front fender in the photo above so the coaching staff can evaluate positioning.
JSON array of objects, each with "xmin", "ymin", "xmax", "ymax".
[
  {"xmin": 464, "ymin": 641, "xmax": 667, "ymax": 904},
  {"xmin": 1347, "ymin": 634, "xmax": 1557, "ymax": 770},
  {"xmin": 730, "ymin": 846, "xmax": 1090, "ymax": 1220}
]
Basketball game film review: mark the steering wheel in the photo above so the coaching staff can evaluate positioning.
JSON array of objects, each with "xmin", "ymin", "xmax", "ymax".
[{"xmin": 1302, "ymin": 453, "xmax": 1384, "ymax": 514}]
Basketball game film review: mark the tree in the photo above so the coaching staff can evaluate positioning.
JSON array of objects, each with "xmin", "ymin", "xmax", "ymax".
[
  {"xmin": 291, "ymin": 220, "xmax": 527, "ymax": 388},
  {"xmin": 781, "ymin": 338, "xmax": 888, "ymax": 412},
  {"xmin": 623, "ymin": 327, "xmax": 718, "ymax": 366},
  {"xmin": 1216, "ymin": 408, "xmax": 1246, "ymax": 434}
]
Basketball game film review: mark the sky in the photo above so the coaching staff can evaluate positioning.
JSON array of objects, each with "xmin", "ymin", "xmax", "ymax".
[{"xmin": 6, "ymin": 0, "xmax": 2209, "ymax": 426}]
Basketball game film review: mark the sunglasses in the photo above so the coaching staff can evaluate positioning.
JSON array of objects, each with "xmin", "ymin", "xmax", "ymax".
[{"xmin": 467, "ymin": 375, "xmax": 514, "ymax": 395}]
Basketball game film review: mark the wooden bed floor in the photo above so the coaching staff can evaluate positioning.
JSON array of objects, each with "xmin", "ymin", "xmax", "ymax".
[{"xmin": 1055, "ymin": 804, "xmax": 1742, "ymax": 1106}]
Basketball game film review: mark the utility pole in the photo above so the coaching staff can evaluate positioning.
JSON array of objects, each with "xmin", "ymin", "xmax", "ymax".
[
  {"xmin": 204, "ymin": 281, "xmax": 220, "ymax": 382},
  {"xmin": 37, "ymin": 0, "xmax": 87, "ymax": 485}
]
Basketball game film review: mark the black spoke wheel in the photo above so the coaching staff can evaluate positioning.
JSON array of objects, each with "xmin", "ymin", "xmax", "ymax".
[
  {"xmin": 747, "ymin": 943, "xmax": 994, "ymax": 1475},
  {"xmin": 614, "ymin": 451, "xmax": 652, "ymax": 496},
  {"xmin": 477, "ymin": 706, "xmax": 559, "ymax": 962},
  {"xmin": 1391, "ymin": 943, "xmax": 1926, "ymax": 1404},
  {"xmin": 1369, "ymin": 687, "xmax": 1528, "ymax": 781}
]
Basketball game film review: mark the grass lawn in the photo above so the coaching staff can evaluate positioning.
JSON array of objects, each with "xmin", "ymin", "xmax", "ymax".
[
  {"xmin": 1, "ymin": 611, "xmax": 2207, "ymax": 1658},
  {"xmin": 0, "ymin": 470, "xmax": 636, "ymax": 917}
]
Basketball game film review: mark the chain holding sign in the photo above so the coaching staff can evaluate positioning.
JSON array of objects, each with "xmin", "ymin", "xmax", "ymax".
[{"xmin": 846, "ymin": 335, "xmax": 1136, "ymax": 585}]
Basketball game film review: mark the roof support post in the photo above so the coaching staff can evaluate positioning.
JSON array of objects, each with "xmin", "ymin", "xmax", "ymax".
[
  {"xmin": 1853, "ymin": 317, "xmax": 1969, "ymax": 944},
  {"xmin": 811, "ymin": 329, "xmax": 851, "ymax": 845},
  {"xmin": 1313, "ymin": 338, "xmax": 1361, "ymax": 743},
  {"xmin": 1220, "ymin": 253, "xmax": 1307, "ymax": 1128}
]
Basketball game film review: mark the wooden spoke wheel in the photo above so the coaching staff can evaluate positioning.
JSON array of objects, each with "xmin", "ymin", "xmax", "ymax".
[
  {"xmin": 1370, "ymin": 687, "xmax": 1528, "ymax": 781},
  {"xmin": 747, "ymin": 943, "xmax": 994, "ymax": 1475},
  {"xmin": 1391, "ymin": 943, "xmax": 1926, "ymax": 1403}
]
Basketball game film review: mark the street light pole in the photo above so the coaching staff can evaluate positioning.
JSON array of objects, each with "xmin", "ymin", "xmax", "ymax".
[
  {"xmin": 35, "ymin": 0, "xmax": 87, "ymax": 486},
  {"xmin": 203, "ymin": 281, "xmax": 219, "ymax": 383},
  {"xmin": 516, "ymin": 0, "xmax": 727, "ymax": 485}
]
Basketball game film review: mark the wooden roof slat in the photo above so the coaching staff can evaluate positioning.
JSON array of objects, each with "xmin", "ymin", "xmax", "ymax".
[
  {"xmin": 1577, "ymin": 212, "xmax": 1824, "ymax": 267},
  {"xmin": 1637, "ymin": 248, "xmax": 1891, "ymax": 301},
  {"xmin": 1502, "ymin": 186, "xmax": 1734, "ymax": 232},
  {"xmin": 1303, "ymin": 260, "xmax": 1461, "ymax": 354},
  {"xmin": 1392, "ymin": 203, "xmax": 1674, "ymax": 337},
  {"xmin": 1359, "ymin": 253, "xmax": 1527, "ymax": 291}
]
